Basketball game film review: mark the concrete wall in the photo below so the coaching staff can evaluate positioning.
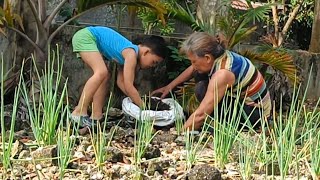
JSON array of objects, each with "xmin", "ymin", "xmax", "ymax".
[{"xmin": 294, "ymin": 50, "xmax": 320, "ymax": 99}]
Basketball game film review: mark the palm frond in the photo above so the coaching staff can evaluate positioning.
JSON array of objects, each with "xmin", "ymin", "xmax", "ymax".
[
  {"xmin": 77, "ymin": 0, "xmax": 167, "ymax": 23},
  {"xmin": 243, "ymin": 3, "xmax": 272, "ymax": 23},
  {"xmin": 241, "ymin": 50, "xmax": 298, "ymax": 84},
  {"xmin": 166, "ymin": 1, "xmax": 199, "ymax": 31},
  {"xmin": 228, "ymin": 25, "xmax": 257, "ymax": 49}
]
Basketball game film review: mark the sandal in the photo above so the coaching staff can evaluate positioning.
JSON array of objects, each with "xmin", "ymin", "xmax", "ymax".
[
  {"xmin": 70, "ymin": 114, "xmax": 90, "ymax": 127},
  {"xmin": 83, "ymin": 115, "xmax": 106, "ymax": 129}
]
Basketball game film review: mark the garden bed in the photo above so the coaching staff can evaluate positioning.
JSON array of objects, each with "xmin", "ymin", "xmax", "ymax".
[{"xmin": 0, "ymin": 105, "xmax": 318, "ymax": 180}]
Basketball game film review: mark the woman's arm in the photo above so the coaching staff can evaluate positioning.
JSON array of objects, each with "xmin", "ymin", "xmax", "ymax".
[
  {"xmin": 184, "ymin": 69, "xmax": 235, "ymax": 130},
  {"xmin": 152, "ymin": 65, "xmax": 195, "ymax": 98}
]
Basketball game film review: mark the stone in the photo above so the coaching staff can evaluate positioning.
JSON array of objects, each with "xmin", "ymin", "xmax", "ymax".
[
  {"xmin": 143, "ymin": 146, "xmax": 161, "ymax": 160},
  {"xmin": 152, "ymin": 132, "xmax": 177, "ymax": 144},
  {"xmin": 105, "ymin": 147, "xmax": 124, "ymax": 163},
  {"xmin": 30, "ymin": 145, "xmax": 58, "ymax": 167},
  {"xmin": 187, "ymin": 164, "xmax": 222, "ymax": 180}
]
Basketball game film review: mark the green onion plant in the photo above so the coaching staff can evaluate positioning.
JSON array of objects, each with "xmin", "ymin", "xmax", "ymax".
[
  {"xmin": 212, "ymin": 86, "xmax": 249, "ymax": 168},
  {"xmin": 270, "ymin": 78, "xmax": 311, "ymax": 179},
  {"xmin": 21, "ymin": 46, "xmax": 68, "ymax": 146},
  {"xmin": 238, "ymin": 133, "xmax": 259, "ymax": 180},
  {"xmin": 0, "ymin": 55, "xmax": 23, "ymax": 175},
  {"xmin": 133, "ymin": 96, "xmax": 159, "ymax": 177},
  {"xmin": 309, "ymin": 130, "xmax": 320, "ymax": 179},
  {"xmin": 184, "ymin": 117, "xmax": 212, "ymax": 170},
  {"xmin": 90, "ymin": 93, "xmax": 115, "ymax": 170},
  {"xmin": 57, "ymin": 103, "xmax": 77, "ymax": 179}
]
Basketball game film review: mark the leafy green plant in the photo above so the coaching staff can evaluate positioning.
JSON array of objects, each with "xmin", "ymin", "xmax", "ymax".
[
  {"xmin": 167, "ymin": 45, "xmax": 190, "ymax": 81},
  {"xmin": 253, "ymin": 117, "xmax": 276, "ymax": 174},
  {"xmin": 0, "ymin": 54, "xmax": 23, "ymax": 174},
  {"xmin": 167, "ymin": 92, "xmax": 185, "ymax": 135},
  {"xmin": 137, "ymin": 6, "xmax": 175, "ymax": 35},
  {"xmin": 21, "ymin": 47, "xmax": 68, "ymax": 146}
]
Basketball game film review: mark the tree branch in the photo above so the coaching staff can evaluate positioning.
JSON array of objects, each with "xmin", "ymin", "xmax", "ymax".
[
  {"xmin": 7, "ymin": 26, "xmax": 43, "ymax": 54},
  {"xmin": 26, "ymin": 0, "xmax": 43, "ymax": 33},
  {"xmin": 38, "ymin": 0, "xmax": 46, "ymax": 22},
  {"xmin": 280, "ymin": 1, "xmax": 303, "ymax": 44},
  {"xmin": 271, "ymin": 0, "xmax": 279, "ymax": 46},
  {"xmin": 43, "ymin": 0, "xmax": 68, "ymax": 29},
  {"xmin": 47, "ymin": 2, "xmax": 121, "ymax": 45}
]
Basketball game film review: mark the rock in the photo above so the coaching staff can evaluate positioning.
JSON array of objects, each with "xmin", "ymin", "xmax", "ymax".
[
  {"xmin": 106, "ymin": 147, "xmax": 123, "ymax": 163},
  {"xmin": 107, "ymin": 108, "xmax": 124, "ymax": 119},
  {"xmin": 143, "ymin": 146, "xmax": 161, "ymax": 160},
  {"xmin": 152, "ymin": 132, "xmax": 177, "ymax": 144},
  {"xmin": 187, "ymin": 164, "xmax": 221, "ymax": 180},
  {"xmin": 30, "ymin": 145, "xmax": 57, "ymax": 167},
  {"xmin": 174, "ymin": 136, "xmax": 186, "ymax": 146},
  {"xmin": 144, "ymin": 158, "xmax": 173, "ymax": 176},
  {"xmin": 119, "ymin": 164, "xmax": 133, "ymax": 176},
  {"xmin": 35, "ymin": 164, "xmax": 42, "ymax": 170},
  {"xmin": 14, "ymin": 150, "xmax": 31, "ymax": 167},
  {"xmin": 90, "ymin": 171, "xmax": 104, "ymax": 180}
]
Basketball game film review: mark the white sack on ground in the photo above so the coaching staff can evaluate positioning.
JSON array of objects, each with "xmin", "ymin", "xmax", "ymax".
[{"xmin": 122, "ymin": 97, "xmax": 185, "ymax": 127}]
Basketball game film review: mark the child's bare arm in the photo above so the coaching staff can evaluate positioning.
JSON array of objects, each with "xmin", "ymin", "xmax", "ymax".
[{"xmin": 122, "ymin": 48, "xmax": 143, "ymax": 107}]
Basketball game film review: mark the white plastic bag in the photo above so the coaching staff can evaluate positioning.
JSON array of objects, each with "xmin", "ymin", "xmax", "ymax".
[{"xmin": 122, "ymin": 97, "xmax": 185, "ymax": 127}]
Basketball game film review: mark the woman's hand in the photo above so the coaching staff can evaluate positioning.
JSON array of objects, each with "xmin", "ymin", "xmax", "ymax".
[{"xmin": 151, "ymin": 85, "xmax": 172, "ymax": 99}]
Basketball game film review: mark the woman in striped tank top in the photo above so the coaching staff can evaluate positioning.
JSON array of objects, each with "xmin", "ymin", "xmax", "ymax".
[{"xmin": 152, "ymin": 32, "xmax": 272, "ymax": 131}]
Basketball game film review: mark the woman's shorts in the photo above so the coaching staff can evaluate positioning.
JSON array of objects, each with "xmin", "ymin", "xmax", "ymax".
[{"xmin": 72, "ymin": 28, "xmax": 99, "ymax": 58}]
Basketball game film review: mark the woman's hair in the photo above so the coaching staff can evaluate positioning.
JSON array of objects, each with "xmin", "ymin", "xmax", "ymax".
[
  {"xmin": 180, "ymin": 32, "xmax": 226, "ymax": 58},
  {"xmin": 133, "ymin": 35, "xmax": 168, "ymax": 59}
]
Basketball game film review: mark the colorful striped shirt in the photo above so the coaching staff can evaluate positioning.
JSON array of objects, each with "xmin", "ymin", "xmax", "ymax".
[{"xmin": 210, "ymin": 50, "xmax": 272, "ymax": 117}]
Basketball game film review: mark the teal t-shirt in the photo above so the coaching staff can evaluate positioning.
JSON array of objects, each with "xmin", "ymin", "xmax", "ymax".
[{"xmin": 87, "ymin": 26, "xmax": 139, "ymax": 65}]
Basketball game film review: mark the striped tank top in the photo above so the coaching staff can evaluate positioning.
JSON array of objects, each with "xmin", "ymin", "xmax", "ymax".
[{"xmin": 210, "ymin": 50, "xmax": 272, "ymax": 117}]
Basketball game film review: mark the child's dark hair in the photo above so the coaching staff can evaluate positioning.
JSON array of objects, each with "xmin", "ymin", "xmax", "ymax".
[{"xmin": 133, "ymin": 35, "xmax": 168, "ymax": 59}]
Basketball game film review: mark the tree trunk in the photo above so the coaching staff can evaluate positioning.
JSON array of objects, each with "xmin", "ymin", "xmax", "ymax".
[
  {"xmin": 309, "ymin": 0, "xmax": 320, "ymax": 53},
  {"xmin": 196, "ymin": 0, "xmax": 222, "ymax": 34}
]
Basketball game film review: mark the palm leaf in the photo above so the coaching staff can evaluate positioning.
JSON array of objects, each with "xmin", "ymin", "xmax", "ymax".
[
  {"xmin": 240, "ymin": 50, "xmax": 298, "ymax": 84},
  {"xmin": 166, "ymin": 1, "xmax": 199, "ymax": 30},
  {"xmin": 77, "ymin": 0, "xmax": 167, "ymax": 24},
  {"xmin": 0, "ymin": 0, "xmax": 24, "ymax": 31},
  {"xmin": 242, "ymin": 3, "xmax": 272, "ymax": 23},
  {"xmin": 228, "ymin": 25, "xmax": 257, "ymax": 49}
]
